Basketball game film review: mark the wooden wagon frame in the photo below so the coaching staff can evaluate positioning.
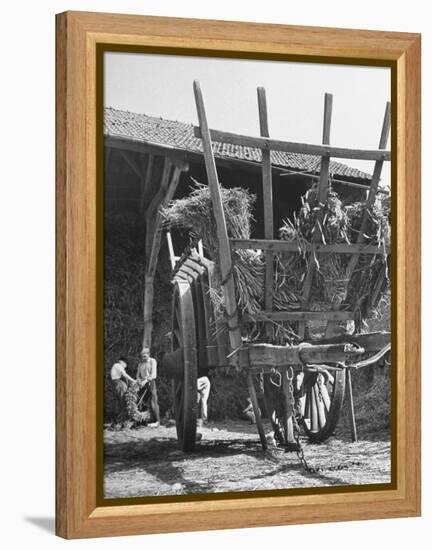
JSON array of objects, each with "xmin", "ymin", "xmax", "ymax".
[{"xmin": 158, "ymin": 80, "xmax": 392, "ymax": 453}]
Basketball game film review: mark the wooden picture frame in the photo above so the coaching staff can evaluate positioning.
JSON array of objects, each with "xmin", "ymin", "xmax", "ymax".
[{"xmin": 56, "ymin": 11, "xmax": 421, "ymax": 539}]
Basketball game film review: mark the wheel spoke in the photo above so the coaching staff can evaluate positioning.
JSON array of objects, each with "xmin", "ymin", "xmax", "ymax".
[
  {"xmin": 304, "ymin": 386, "xmax": 311, "ymax": 423},
  {"xmin": 174, "ymin": 306, "xmax": 181, "ymax": 331},
  {"xmin": 326, "ymin": 372, "xmax": 335, "ymax": 385},
  {"xmin": 315, "ymin": 384, "xmax": 327, "ymax": 429},
  {"xmin": 320, "ymin": 383, "xmax": 331, "ymax": 412},
  {"xmin": 301, "ymin": 368, "xmax": 346, "ymax": 442},
  {"xmin": 310, "ymin": 386, "xmax": 318, "ymax": 432}
]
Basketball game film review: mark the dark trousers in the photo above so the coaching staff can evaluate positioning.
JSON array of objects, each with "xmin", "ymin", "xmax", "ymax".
[{"xmin": 112, "ymin": 379, "xmax": 127, "ymax": 423}]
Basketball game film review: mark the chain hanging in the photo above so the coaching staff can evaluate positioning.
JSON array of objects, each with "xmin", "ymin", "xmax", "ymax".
[{"xmin": 288, "ymin": 367, "xmax": 362, "ymax": 474}]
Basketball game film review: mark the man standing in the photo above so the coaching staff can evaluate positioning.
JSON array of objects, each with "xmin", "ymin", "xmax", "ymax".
[
  {"xmin": 110, "ymin": 357, "xmax": 136, "ymax": 427},
  {"xmin": 136, "ymin": 348, "xmax": 160, "ymax": 428},
  {"xmin": 197, "ymin": 376, "xmax": 211, "ymax": 427}
]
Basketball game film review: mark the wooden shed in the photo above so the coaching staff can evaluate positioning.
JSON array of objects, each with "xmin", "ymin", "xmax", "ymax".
[{"xmin": 104, "ymin": 107, "xmax": 374, "ymax": 349}]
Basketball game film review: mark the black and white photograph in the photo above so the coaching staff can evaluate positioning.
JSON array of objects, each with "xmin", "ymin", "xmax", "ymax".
[{"xmin": 103, "ymin": 52, "xmax": 392, "ymax": 500}]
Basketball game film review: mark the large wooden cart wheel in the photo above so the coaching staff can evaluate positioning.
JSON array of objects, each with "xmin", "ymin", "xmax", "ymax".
[
  {"xmin": 172, "ymin": 281, "xmax": 198, "ymax": 451},
  {"xmin": 300, "ymin": 369, "xmax": 346, "ymax": 442}
]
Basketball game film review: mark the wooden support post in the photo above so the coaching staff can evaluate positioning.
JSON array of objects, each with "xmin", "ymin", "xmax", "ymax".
[
  {"xmin": 146, "ymin": 158, "xmax": 172, "ymax": 219},
  {"xmin": 142, "ymin": 163, "xmax": 183, "ymax": 350},
  {"xmin": 299, "ymin": 93, "xmax": 333, "ymax": 339},
  {"xmin": 193, "ymin": 81, "xmax": 242, "ymax": 355},
  {"xmin": 194, "ymin": 80, "xmax": 267, "ymax": 450},
  {"xmin": 346, "ymin": 369, "xmax": 358, "ymax": 442},
  {"xmin": 324, "ymin": 102, "xmax": 391, "ymax": 338},
  {"xmin": 257, "ymin": 87, "xmax": 274, "ymax": 340},
  {"xmin": 149, "ymin": 167, "xmax": 182, "ymax": 273},
  {"xmin": 142, "ymin": 275, "xmax": 154, "ymax": 350},
  {"xmin": 140, "ymin": 154, "xmax": 154, "ymax": 214},
  {"xmin": 246, "ymin": 373, "xmax": 267, "ymax": 450}
]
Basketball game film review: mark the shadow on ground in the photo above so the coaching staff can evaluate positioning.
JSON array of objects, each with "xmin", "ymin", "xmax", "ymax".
[{"xmin": 24, "ymin": 517, "xmax": 55, "ymax": 534}]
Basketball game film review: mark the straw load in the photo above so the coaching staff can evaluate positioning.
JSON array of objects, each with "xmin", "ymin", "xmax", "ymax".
[{"xmin": 162, "ymin": 180, "xmax": 390, "ymax": 343}]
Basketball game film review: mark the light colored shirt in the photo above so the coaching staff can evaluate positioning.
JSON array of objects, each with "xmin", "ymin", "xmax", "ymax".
[
  {"xmin": 111, "ymin": 362, "xmax": 127, "ymax": 380},
  {"xmin": 136, "ymin": 358, "xmax": 157, "ymax": 382}
]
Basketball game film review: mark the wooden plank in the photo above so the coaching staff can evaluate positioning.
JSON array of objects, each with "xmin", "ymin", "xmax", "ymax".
[
  {"xmin": 193, "ymin": 126, "xmax": 391, "ymax": 162},
  {"xmin": 142, "ymin": 275, "xmax": 154, "ymax": 349},
  {"xmin": 243, "ymin": 310, "xmax": 356, "ymax": 322},
  {"xmin": 193, "ymin": 81, "xmax": 243, "ymax": 356},
  {"xmin": 324, "ymin": 102, "xmax": 391, "ymax": 338},
  {"xmin": 229, "ymin": 238, "xmax": 386, "ymax": 255},
  {"xmin": 317, "ymin": 93, "xmax": 333, "ymax": 204},
  {"xmin": 194, "ymin": 80, "xmax": 266, "ymax": 449},
  {"xmin": 257, "ymin": 86, "xmax": 274, "ymax": 339},
  {"xmin": 146, "ymin": 157, "xmax": 172, "ymax": 218},
  {"xmin": 299, "ymin": 93, "xmax": 333, "ymax": 338},
  {"xmin": 147, "ymin": 166, "xmax": 182, "ymax": 277},
  {"xmin": 140, "ymin": 154, "xmax": 154, "ymax": 213},
  {"xmin": 143, "ymin": 166, "xmax": 183, "ymax": 349},
  {"xmin": 244, "ymin": 341, "xmax": 365, "ymax": 368}
]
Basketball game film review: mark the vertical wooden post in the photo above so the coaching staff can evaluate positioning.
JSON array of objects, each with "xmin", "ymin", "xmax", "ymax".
[
  {"xmin": 194, "ymin": 80, "xmax": 267, "ymax": 450},
  {"xmin": 257, "ymin": 87, "xmax": 274, "ymax": 340},
  {"xmin": 142, "ymin": 162, "xmax": 184, "ymax": 351},
  {"xmin": 140, "ymin": 154, "xmax": 154, "ymax": 214},
  {"xmin": 299, "ymin": 93, "xmax": 333, "ymax": 339},
  {"xmin": 324, "ymin": 102, "xmax": 391, "ymax": 338},
  {"xmin": 346, "ymin": 369, "xmax": 358, "ymax": 442},
  {"xmin": 142, "ymin": 275, "xmax": 155, "ymax": 350},
  {"xmin": 193, "ymin": 80, "xmax": 242, "ymax": 355}
]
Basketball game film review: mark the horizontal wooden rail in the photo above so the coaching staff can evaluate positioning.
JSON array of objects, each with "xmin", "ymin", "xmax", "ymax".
[
  {"xmin": 229, "ymin": 238, "xmax": 386, "ymax": 255},
  {"xmin": 193, "ymin": 127, "xmax": 391, "ymax": 162},
  {"xmin": 242, "ymin": 311, "xmax": 357, "ymax": 322},
  {"xmin": 309, "ymin": 330, "xmax": 390, "ymax": 352},
  {"xmin": 162, "ymin": 341, "xmax": 366, "ymax": 371},
  {"xmin": 247, "ymin": 342, "xmax": 364, "ymax": 367}
]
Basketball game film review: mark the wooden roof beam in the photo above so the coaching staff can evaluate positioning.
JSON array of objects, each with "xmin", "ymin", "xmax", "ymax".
[{"xmin": 194, "ymin": 126, "xmax": 391, "ymax": 162}]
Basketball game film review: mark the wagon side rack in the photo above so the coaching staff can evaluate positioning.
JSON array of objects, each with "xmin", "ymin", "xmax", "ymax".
[{"xmin": 161, "ymin": 80, "xmax": 391, "ymax": 453}]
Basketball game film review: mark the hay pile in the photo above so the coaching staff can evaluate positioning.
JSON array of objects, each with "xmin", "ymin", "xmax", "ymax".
[
  {"xmin": 124, "ymin": 383, "xmax": 152, "ymax": 424},
  {"xmin": 162, "ymin": 181, "xmax": 390, "ymax": 343}
]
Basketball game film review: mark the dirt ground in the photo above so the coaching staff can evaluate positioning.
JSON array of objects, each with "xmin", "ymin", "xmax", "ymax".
[{"xmin": 103, "ymin": 420, "xmax": 391, "ymax": 498}]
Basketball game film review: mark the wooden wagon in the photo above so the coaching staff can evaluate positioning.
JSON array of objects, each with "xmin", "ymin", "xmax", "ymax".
[{"xmin": 161, "ymin": 81, "xmax": 391, "ymax": 453}]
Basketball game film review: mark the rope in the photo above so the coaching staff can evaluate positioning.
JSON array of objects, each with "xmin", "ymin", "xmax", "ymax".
[{"xmin": 219, "ymin": 265, "xmax": 233, "ymax": 287}]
